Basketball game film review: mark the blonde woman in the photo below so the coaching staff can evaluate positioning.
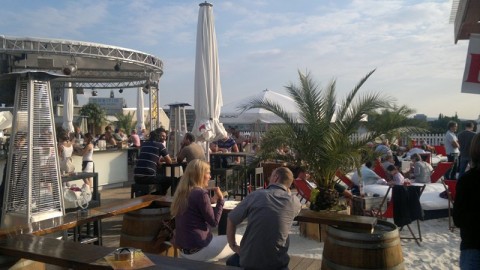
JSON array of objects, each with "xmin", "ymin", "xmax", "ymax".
[{"xmin": 170, "ymin": 159, "xmax": 241, "ymax": 262}]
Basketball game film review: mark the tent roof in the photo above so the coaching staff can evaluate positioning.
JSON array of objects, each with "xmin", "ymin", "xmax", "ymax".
[{"xmin": 219, "ymin": 89, "xmax": 299, "ymax": 124}]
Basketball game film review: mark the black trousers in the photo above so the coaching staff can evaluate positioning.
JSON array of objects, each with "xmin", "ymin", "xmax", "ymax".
[{"xmin": 133, "ymin": 175, "xmax": 171, "ymax": 196}]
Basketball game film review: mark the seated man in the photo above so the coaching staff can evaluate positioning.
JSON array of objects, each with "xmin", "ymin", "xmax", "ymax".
[
  {"xmin": 133, "ymin": 128, "xmax": 172, "ymax": 195},
  {"xmin": 216, "ymin": 135, "xmax": 239, "ymax": 153},
  {"xmin": 351, "ymin": 161, "xmax": 386, "ymax": 186},
  {"xmin": 226, "ymin": 167, "xmax": 302, "ymax": 270},
  {"xmin": 176, "ymin": 132, "xmax": 206, "ymax": 163},
  {"xmin": 98, "ymin": 125, "xmax": 117, "ymax": 146},
  {"xmin": 215, "ymin": 135, "xmax": 240, "ymax": 166}
]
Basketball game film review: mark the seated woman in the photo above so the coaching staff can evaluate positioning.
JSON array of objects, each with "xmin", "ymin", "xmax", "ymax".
[
  {"xmin": 410, "ymin": 153, "xmax": 433, "ymax": 183},
  {"xmin": 170, "ymin": 159, "xmax": 241, "ymax": 262}
]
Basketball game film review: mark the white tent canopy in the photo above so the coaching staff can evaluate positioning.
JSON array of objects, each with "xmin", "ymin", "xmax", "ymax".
[{"xmin": 219, "ymin": 89, "xmax": 299, "ymax": 124}]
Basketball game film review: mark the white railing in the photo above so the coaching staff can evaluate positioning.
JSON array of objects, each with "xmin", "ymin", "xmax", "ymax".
[
  {"xmin": 240, "ymin": 131, "xmax": 446, "ymax": 146},
  {"xmin": 399, "ymin": 133, "xmax": 445, "ymax": 146}
]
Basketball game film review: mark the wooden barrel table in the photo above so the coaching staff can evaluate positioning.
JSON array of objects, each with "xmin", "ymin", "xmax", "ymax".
[{"xmin": 322, "ymin": 220, "xmax": 404, "ymax": 269}]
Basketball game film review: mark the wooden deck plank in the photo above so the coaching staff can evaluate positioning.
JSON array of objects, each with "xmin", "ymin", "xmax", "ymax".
[
  {"xmin": 288, "ymin": 255, "xmax": 303, "ymax": 269},
  {"xmin": 289, "ymin": 256, "xmax": 321, "ymax": 270}
]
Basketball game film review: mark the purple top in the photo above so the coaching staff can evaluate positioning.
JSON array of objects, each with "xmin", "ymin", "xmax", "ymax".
[{"xmin": 174, "ymin": 187, "xmax": 224, "ymax": 249}]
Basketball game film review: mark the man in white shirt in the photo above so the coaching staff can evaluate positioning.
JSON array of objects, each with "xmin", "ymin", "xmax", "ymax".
[
  {"xmin": 444, "ymin": 121, "xmax": 460, "ymax": 180},
  {"xmin": 351, "ymin": 161, "xmax": 386, "ymax": 186}
]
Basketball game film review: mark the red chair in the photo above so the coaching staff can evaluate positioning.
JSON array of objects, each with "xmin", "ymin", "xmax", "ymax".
[
  {"xmin": 335, "ymin": 170, "xmax": 354, "ymax": 189},
  {"xmin": 376, "ymin": 185, "xmax": 425, "ymax": 245},
  {"xmin": 430, "ymin": 162, "xmax": 453, "ymax": 183},
  {"xmin": 374, "ymin": 160, "xmax": 388, "ymax": 180},
  {"xmin": 293, "ymin": 178, "xmax": 312, "ymax": 204},
  {"xmin": 443, "ymin": 179, "xmax": 457, "ymax": 231},
  {"xmin": 434, "ymin": 145, "xmax": 447, "ymax": 156},
  {"xmin": 376, "ymin": 186, "xmax": 394, "ymax": 219}
]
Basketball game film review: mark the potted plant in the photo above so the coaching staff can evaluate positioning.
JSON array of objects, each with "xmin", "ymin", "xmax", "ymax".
[{"xmin": 241, "ymin": 70, "xmax": 390, "ymax": 210}]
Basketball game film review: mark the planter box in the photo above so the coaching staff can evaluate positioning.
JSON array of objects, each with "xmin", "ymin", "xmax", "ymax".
[
  {"xmin": 299, "ymin": 207, "xmax": 350, "ymax": 242},
  {"xmin": 352, "ymin": 196, "xmax": 386, "ymax": 216}
]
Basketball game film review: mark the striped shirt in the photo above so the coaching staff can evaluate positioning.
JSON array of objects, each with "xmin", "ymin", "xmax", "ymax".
[{"xmin": 134, "ymin": 141, "xmax": 169, "ymax": 177}]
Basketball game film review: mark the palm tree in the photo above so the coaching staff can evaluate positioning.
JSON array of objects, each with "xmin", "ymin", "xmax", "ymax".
[
  {"xmin": 116, "ymin": 112, "xmax": 136, "ymax": 133},
  {"xmin": 79, "ymin": 103, "xmax": 106, "ymax": 136},
  {"xmin": 241, "ymin": 70, "xmax": 391, "ymax": 209}
]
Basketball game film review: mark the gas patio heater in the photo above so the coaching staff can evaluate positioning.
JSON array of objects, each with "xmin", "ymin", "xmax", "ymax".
[{"xmin": 1, "ymin": 71, "xmax": 64, "ymax": 227}]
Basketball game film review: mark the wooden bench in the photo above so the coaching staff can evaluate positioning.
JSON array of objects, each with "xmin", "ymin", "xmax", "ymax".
[
  {"xmin": 0, "ymin": 195, "xmax": 375, "ymax": 238},
  {"xmin": 0, "ymin": 195, "xmax": 167, "ymax": 238},
  {"xmin": 0, "ymin": 195, "xmax": 372, "ymax": 269},
  {"xmin": 0, "ymin": 234, "xmax": 240, "ymax": 269}
]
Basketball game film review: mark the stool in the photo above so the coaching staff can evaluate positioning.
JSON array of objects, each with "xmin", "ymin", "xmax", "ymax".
[
  {"xmin": 254, "ymin": 167, "xmax": 264, "ymax": 190},
  {"xmin": 73, "ymin": 218, "xmax": 103, "ymax": 245},
  {"xmin": 230, "ymin": 165, "xmax": 246, "ymax": 199},
  {"xmin": 131, "ymin": 183, "xmax": 158, "ymax": 198},
  {"xmin": 211, "ymin": 168, "xmax": 233, "ymax": 193}
]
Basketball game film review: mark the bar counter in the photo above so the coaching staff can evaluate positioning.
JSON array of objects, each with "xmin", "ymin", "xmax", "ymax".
[{"xmin": 71, "ymin": 148, "xmax": 129, "ymax": 189}]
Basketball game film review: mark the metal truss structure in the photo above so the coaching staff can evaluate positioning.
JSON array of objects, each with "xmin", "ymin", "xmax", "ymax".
[{"xmin": 0, "ymin": 35, "xmax": 164, "ymax": 124}]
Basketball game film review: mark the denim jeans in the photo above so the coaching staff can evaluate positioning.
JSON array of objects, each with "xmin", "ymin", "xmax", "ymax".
[
  {"xmin": 445, "ymin": 153, "xmax": 459, "ymax": 180},
  {"xmin": 460, "ymin": 249, "xmax": 480, "ymax": 270},
  {"xmin": 458, "ymin": 157, "xmax": 470, "ymax": 180}
]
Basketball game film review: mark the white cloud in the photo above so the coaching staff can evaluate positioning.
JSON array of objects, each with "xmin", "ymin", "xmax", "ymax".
[{"xmin": 0, "ymin": 0, "xmax": 478, "ymax": 119}]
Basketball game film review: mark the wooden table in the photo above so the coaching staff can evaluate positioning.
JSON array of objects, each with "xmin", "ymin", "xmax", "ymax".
[
  {"xmin": 295, "ymin": 208, "xmax": 377, "ymax": 233},
  {"xmin": 0, "ymin": 234, "xmax": 240, "ymax": 269},
  {"xmin": 0, "ymin": 195, "xmax": 167, "ymax": 239}
]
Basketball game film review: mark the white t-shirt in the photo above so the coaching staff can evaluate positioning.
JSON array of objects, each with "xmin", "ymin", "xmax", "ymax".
[
  {"xmin": 444, "ymin": 130, "xmax": 459, "ymax": 155},
  {"xmin": 351, "ymin": 165, "xmax": 384, "ymax": 186}
]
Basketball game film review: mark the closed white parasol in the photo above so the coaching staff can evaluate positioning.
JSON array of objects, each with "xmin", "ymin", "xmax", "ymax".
[
  {"xmin": 191, "ymin": 2, "xmax": 227, "ymax": 155},
  {"xmin": 136, "ymin": 87, "xmax": 145, "ymax": 133},
  {"xmin": 62, "ymin": 82, "xmax": 74, "ymax": 133}
]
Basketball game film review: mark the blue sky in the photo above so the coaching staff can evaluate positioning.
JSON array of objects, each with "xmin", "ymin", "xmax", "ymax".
[{"xmin": 1, "ymin": 0, "xmax": 477, "ymax": 119}]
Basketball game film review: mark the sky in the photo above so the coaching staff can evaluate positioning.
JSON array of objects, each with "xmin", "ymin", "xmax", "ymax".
[{"xmin": 1, "ymin": 0, "xmax": 478, "ymax": 120}]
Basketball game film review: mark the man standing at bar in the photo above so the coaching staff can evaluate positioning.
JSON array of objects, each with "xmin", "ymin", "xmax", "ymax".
[
  {"xmin": 133, "ymin": 128, "xmax": 172, "ymax": 195},
  {"xmin": 226, "ymin": 167, "xmax": 301, "ymax": 270}
]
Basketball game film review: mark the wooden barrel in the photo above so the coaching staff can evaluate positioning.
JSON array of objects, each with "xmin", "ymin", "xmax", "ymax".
[
  {"xmin": 322, "ymin": 220, "xmax": 404, "ymax": 270},
  {"xmin": 120, "ymin": 207, "xmax": 172, "ymax": 254}
]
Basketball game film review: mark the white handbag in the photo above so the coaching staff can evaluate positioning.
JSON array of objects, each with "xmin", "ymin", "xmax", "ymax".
[{"xmin": 63, "ymin": 184, "xmax": 92, "ymax": 209}]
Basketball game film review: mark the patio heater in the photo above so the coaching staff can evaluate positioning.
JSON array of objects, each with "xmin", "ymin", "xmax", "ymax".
[
  {"xmin": 166, "ymin": 102, "xmax": 190, "ymax": 157},
  {"xmin": 1, "ymin": 71, "xmax": 64, "ymax": 228}
]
